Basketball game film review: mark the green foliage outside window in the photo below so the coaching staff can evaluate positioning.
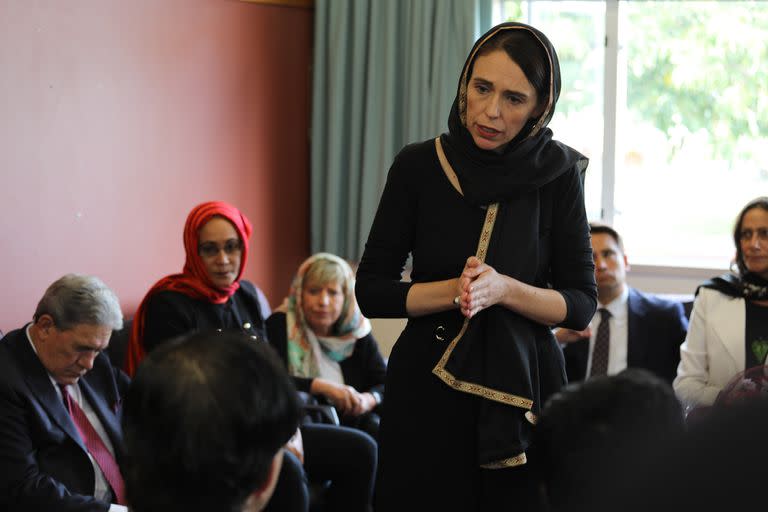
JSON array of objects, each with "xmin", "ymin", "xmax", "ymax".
[
  {"xmin": 625, "ymin": 2, "xmax": 767, "ymax": 167},
  {"xmin": 501, "ymin": 0, "xmax": 767, "ymax": 170}
]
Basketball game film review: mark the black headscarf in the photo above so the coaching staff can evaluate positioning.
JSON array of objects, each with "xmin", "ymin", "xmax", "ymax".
[
  {"xmin": 440, "ymin": 22, "xmax": 587, "ymax": 207},
  {"xmin": 433, "ymin": 22, "xmax": 592, "ymax": 468},
  {"xmin": 699, "ymin": 272, "xmax": 768, "ymax": 301}
]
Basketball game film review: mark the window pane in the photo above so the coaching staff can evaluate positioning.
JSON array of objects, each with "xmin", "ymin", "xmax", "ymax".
[
  {"xmin": 615, "ymin": 1, "xmax": 768, "ymax": 268},
  {"xmin": 495, "ymin": 1, "xmax": 606, "ymax": 220}
]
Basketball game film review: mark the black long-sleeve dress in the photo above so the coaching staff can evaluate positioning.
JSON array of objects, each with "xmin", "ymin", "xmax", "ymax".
[
  {"xmin": 356, "ymin": 139, "xmax": 596, "ymax": 510},
  {"xmin": 142, "ymin": 280, "xmax": 269, "ymax": 350}
]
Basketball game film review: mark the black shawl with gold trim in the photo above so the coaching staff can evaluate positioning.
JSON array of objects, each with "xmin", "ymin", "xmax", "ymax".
[{"xmin": 432, "ymin": 22, "xmax": 593, "ymax": 467}]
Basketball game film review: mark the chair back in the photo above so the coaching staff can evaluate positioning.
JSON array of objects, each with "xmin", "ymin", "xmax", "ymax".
[{"xmin": 106, "ymin": 319, "xmax": 132, "ymax": 370}]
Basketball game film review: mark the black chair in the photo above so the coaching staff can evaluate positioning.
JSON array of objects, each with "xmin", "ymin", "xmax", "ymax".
[
  {"xmin": 298, "ymin": 391, "xmax": 340, "ymax": 426},
  {"xmin": 295, "ymin": 392, "xmax": 342, "ymax": 512}
]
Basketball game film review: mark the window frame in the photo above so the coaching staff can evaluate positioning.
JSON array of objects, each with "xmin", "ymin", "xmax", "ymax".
[{"xmin": 498, "ymin": 0, "xmax": 733, "ymax": 281}]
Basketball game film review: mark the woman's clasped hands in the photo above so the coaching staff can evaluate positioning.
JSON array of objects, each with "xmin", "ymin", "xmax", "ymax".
[
  {"xmin": 457, "ymin": 256, "xmax": 511, "ymax": 318},
  {"xmin": 311, "ymin": 378, "xmax": 377, "ymax": 417}
]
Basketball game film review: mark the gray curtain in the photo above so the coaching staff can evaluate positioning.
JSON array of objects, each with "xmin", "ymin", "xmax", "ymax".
[{"xmin": 311, "ymin": 0, "xmax": 494, "ymax": 259}]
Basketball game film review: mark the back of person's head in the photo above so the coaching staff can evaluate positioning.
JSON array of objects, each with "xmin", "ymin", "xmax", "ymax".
[
  {"xmin": 122, "ymin": 331, "xmax": 301, "ymax": 512},
  {"xmin": 535, "ymin": 369, "xmax": 683, "ymax": 511},
  {"xmin": 33, "ymin": 273, "xmax": 123, "ymax": 331},
  {"xmin": 617, "ymin": 398, "xmax": 768, "ymax": 512}
]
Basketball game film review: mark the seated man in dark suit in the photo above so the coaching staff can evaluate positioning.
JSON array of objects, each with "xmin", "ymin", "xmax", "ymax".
[
  {"xmin": 121, "ymin": 331, "xmax": 301, "ymax": 512},
  {"xmin": 0, "ymin": 274, "xmax": 129, "ymax": 512},
  {"xmin": 558, "ymin": 223, "xmax": 689, "ymax": 384}
]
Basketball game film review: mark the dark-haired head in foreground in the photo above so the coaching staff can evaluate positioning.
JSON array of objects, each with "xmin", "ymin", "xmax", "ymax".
[
  {"xmin": 621, "ymin": 397, "xmax": 768, "ymax": 512},
  {"xmin": 121, "ymin": 331, "xmax": 301, "ymax": 512},
  {"xmin": 535, "ymin": 368, "xmax": 684, "ymax": 512}
]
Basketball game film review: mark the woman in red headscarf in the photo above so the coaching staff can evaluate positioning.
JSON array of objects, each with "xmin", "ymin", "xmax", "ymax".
[
  {"xmin": 125, "ymin": 201, "xmax": 376, "ymax": 512},
  {"xmin": 124, "ymin": 201, "xmax": 268, "ymax": 376}
]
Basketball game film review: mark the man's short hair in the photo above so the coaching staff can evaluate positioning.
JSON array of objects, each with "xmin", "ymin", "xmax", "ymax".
[
  {"xmin": 121, "ymin": 332, "xmax": 301, "ymax": 512},
  {"xmin": 33, "ymin": 274, "xmax": 123, "ymax": 331},
  {"xmin": 589, "ymin": 222, "xmax": 625, "ymax": 254},
  {"xmin": 535, "ymin": 369, "xmax": 683, "ymax": 511}
]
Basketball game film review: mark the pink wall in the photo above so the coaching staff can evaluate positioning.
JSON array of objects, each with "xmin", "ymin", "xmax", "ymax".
[{"xmin": 0, "ymin": 1, "xmax": 312, "ymax": 331}]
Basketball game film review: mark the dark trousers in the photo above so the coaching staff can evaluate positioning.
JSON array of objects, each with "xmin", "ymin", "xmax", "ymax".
[
  {"xmin": 267, "ymin": 423, "xmax": 377, "ymax": 512},
  {"xmin": 374, "ymin": 320, "xmax": 543, "ymax": 512}
]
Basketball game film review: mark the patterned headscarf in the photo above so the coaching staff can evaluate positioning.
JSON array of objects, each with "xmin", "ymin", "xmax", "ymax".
[
  {"xmin": 124, "ymin": 201, "xmax": 253, "ymax": 376},
  {"xmin": 441, "ymin": 21, "xmax": 587, "ymax": 207},
  {"xmin": 284, "ymin": 253, "xmax": 371, "ymax": 379}
]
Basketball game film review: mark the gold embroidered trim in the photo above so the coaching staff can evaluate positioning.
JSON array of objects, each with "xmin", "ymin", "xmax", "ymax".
[
  {"xmin": 434, "ymin": 137, "xmax": 463, "ymax": 195},
  {"xmin": 431, "ymin": 136, "xmax": 534, "ymax": 410},
  {"xmin": 480, "ymin": 452, "xmax": 527, "ymax": 469},
  {"xmin": 433, "ymin": 363, "xmax": 533, "ymax": 409}
]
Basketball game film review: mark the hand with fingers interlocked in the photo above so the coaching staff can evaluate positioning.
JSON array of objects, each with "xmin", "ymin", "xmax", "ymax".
[
  {"xmin": 311, "ymin": 378, "xmax": 377, "ymax": 416},
  {"xmin": 457, "ymin": 256, "xmax": 510, "ymax": 318}
]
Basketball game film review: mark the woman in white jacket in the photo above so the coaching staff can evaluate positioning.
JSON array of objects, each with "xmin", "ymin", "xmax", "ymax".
[{"xmin": 674, "ymin": 197, "xmax": 768, "ymax": 408}]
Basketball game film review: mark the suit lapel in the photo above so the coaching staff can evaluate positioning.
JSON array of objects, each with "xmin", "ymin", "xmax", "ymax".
[
  {"xmin": 10, "ymin": 332, "xmax": 87, "ymax": 452},
  {"xmin": 627, "ymin": 288, "xmax": 648, "ymax": 368},
  {"xmin": 710, "ymin": 295, "xmax": 746, "ymax": 368}
]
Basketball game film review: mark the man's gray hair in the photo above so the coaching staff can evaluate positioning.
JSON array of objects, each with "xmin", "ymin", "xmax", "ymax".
[{"xmin": 33, "ymin": 274, "xmax": 123, "ymax": 331}]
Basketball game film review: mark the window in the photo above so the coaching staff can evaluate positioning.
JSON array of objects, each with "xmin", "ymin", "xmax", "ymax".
[{"xmin": 494, "ymin": 0, "xmax": 768, "ymax": 269}]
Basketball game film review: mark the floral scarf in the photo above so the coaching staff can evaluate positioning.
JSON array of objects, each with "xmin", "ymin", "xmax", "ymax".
[
  {"xmin": 699, "ymin": 272, "xmax": 768, "ymax": 301},
  {"xmin": 284, "ymin": 253, "xmax": 371, "ymax": 380}
]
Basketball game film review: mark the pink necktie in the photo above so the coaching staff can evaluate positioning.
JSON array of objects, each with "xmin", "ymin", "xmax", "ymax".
[{"xmin": 59, "ymin": 384, "xmax": 126, "ymax": 505}]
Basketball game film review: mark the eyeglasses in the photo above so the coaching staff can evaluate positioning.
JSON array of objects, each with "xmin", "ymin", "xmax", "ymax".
[
  {"xmin": 198, "ymin": 240, "xmax": 243, "ymax": 258},
  {"xmin": 739, "ymin": 228, "xmax": 768, "ymax": 243}
]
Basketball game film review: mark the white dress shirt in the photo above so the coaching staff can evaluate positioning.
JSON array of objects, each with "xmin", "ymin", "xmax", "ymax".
[
  {"xmin": 585, "ymin": 286, "xmax": 629, "ymax": 377},
  {"xmin": 26, "ymin": 325, "xmax": 128, "ymax": 512}
]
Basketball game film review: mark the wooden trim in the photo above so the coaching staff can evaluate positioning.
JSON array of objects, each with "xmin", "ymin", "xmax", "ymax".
[{"xmin": 240, "ymin": 0, "xmax": 314, "ymax": 8}]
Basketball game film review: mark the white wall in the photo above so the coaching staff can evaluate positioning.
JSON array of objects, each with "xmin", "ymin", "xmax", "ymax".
[{"xmin": 627, "ymin": 264, "xmax": 727, "ymax": 300}]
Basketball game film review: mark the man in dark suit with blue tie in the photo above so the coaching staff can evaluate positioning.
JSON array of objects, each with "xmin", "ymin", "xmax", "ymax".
[
  {"xmin": 0, "ymin": 274, "xmax": 129, "ymax": 512},
  {"xmin": 558, "ymin": 224, "xmax": 689, "ymax": 384}
]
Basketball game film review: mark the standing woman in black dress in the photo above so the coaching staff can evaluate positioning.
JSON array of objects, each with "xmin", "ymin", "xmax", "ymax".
[{"xmin": 355, "ymin": 22, "xmax": 597, "ymax": 510}]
